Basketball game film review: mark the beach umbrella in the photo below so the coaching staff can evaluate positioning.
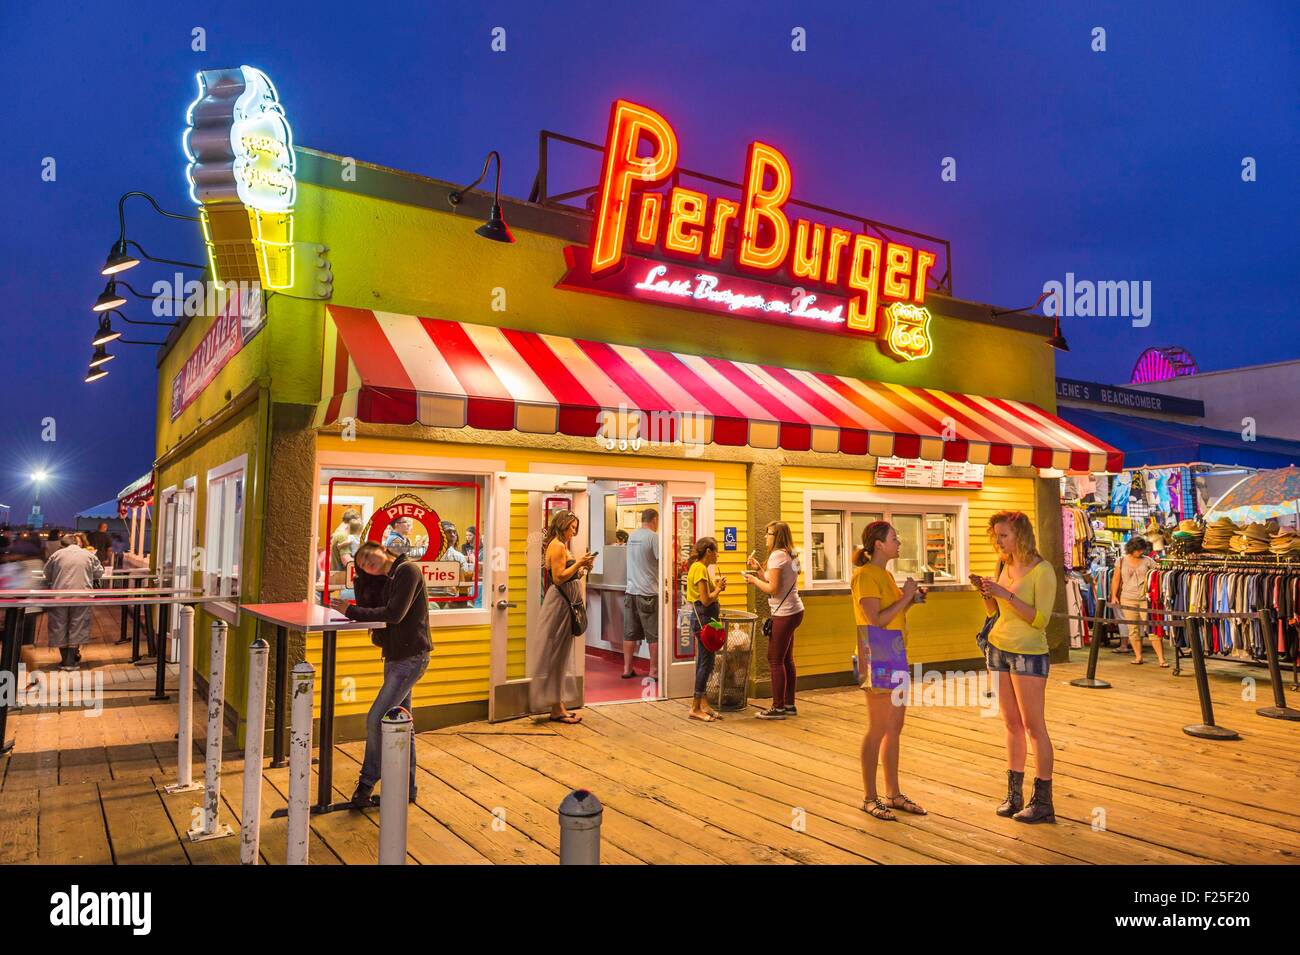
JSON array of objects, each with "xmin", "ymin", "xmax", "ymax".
[{"xmin": 1205, "ymin": 466, "xmax": 1300, "ymax": 525}]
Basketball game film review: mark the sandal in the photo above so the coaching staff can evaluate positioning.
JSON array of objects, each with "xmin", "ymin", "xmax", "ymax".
[
  {"xmin": 1130, "ymin": 659, "xmax": 1144, "ymax": 665},
  {"xmin": 886, "ymin": 793, "xmax": 928, "ymax": 816},
  {"xmin": 689, "ymin": 711, "xmax": 717, "ymax": 722},
  {"xmin": 1159, "ymin": 661, "xmax": 1170, "ymax": 668},
  {"xmin": 621, "ymin": 671, "xmax": 637, "ymax": 679},
  {"xmin": 861, "ymin": 797, "xmax": 896, "ymax": 821},
  {"xmin": 549, "ymin": 713, "xmax": 582, "ymax": 724}
]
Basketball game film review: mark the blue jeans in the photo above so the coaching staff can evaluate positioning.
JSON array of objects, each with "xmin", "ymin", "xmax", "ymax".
[
  {"xmin": 359, "ymin": 652, "xmax": 430, "ymax": 796},
  {"xmin": 691, "ymin": 601, "xmax": 718, "ymax": 696}
]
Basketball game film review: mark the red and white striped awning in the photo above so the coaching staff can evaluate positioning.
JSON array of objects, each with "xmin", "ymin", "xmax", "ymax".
[{"xmin": 317, "ymin": 306, "xmax": 1122, "ymax": 472}]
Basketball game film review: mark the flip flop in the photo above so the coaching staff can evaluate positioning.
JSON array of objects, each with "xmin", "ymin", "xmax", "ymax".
[
  {"xmin": 689, "ymin": 711, "xmax": 717, "ymax": 722},
  {"xmin": 549, "ymin": 713, "xmax": 582, "ymax": 724},
  {"xmin": 620, "ymin": 671, "xmax": 638, "ymax": 679}
]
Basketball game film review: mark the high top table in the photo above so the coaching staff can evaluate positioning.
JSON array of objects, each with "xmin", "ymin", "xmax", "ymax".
[{"xmin": 240, "ymin": 601, "xmax": 385, "ymax": 815}]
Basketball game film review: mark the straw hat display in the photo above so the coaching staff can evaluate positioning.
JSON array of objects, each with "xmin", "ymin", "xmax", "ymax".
[
  {"xmin": 1229, "ymin": 521, "xmax": 1277, "ymax": 554},
  {"xmin": 1200, "ymin": 517, "xmax": 1239, "ymax": 552},
  {"xmin": 1270, "ymin": 529, "xmax": 1300, "ymax": 555}
]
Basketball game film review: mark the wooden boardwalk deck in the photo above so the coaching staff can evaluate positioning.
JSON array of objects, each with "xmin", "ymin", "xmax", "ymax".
[{"xmin": 2, "ymin": 639, "xmax": 1298, "ymax": 864}]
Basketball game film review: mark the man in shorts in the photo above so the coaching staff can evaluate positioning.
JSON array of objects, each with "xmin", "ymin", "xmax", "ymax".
[{"xmin": 622, "ymin": 508, "xmax": 659, "ymax": 682}]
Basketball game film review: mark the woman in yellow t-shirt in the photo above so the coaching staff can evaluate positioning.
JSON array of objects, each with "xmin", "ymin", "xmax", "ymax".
[
  {"xmin": 852, "ymin": 521, "xmax": 927, "ymax": 821},
  {"xmin": 974, "ymin": 511, "xmax": 1056, "ymax": 824},
  {"xmin": 687, "ymin": 537, "xmax": 727, "ymax": 722}
]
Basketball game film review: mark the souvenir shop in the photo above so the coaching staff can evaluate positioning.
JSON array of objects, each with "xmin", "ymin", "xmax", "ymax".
[{"xmin": 1060, "ymin": 459, "xmax": 1300, "ymax": 664}]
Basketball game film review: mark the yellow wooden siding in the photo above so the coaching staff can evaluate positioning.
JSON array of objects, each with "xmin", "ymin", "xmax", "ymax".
[
  {"xmin": 314, "ymin": 435, "xmax": 747, "ymax": 715},
  {"xmin": 506, "ymin": 489, "xmax": 528, "ymax": 680},
  {"xmin": 779, "ymin": 464, "xmax": 1037, "ymax": 673}
]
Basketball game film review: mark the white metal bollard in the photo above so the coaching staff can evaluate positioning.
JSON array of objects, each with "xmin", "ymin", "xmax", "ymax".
[
  {"xmin": 162, "ymin": 606, "xmax": 201, "ymax": 794},
  {"xmin": 189, "ymin": 620, "xmax": 233, "ymax": 842},
  {"xmin": 239, "ymin": 638, "xmax": 269, "ymax": 865},
  {"xmin": 558, "ymin": 789, "xmax": 603, "ymax": 865},
  {"xmin": 378, "ymin": 706, "xmax": 412, "ymax": 865},
  {"xmin": 286, "ymin": 661, "xmax": 315, "ymax": 866}
]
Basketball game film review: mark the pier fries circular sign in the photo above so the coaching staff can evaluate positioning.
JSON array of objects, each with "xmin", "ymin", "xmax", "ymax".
[
  {"xmin": 555, "ymin": 99, "xmax": 937, "ymax": 362},
  {"xmin": 362, "ymin": 496, "xmax": 463, "ymax": 593}
]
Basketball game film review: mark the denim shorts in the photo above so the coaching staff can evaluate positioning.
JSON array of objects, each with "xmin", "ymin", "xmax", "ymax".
[{"xmin": 985, "ymin": 643, "xmax": 1050, "ymax": 678}]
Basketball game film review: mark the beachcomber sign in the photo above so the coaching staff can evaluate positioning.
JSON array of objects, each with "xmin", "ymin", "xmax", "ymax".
[{"xmin": 556, "ymin": 99, "xmax": 939, "ymax": 361}]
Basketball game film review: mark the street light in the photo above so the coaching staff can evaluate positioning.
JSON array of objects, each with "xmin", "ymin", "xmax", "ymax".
[{"xmin": 448, "ymin": 151, "xmax": 515, "ymax": 244}]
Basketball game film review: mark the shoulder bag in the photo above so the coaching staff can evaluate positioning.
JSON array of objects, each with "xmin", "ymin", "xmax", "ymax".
[{"xmin": 975, "ymin": 560, "xmax": 1004, "ymax": 654}]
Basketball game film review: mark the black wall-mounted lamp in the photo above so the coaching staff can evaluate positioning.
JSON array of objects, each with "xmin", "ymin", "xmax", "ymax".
[
  {"xmin": 991, "ymin": 290, "xmax": 1068, "ymax": 351},
  {"xmin": 447, "ymin": 151, "xmax": 515, "ymax": 243},
  {"xmin": 100, "ymin": 191, "xmax": 205, "ymax": 276}
]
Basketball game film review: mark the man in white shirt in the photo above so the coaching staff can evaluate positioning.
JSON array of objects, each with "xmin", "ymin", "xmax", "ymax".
[{"xmin": 623, "ymin": 509, "xmax": 660, "ymax": 681}]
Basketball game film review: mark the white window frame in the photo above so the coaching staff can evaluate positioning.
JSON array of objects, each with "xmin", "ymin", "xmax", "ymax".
[
  {"xmin": 315, "ymin": 457, "xmax": 495, "ymax": 629},
  {"xmin": 205, "ymin": 454, "xmax": 247, "ymax": 605},
  {"xmin": 801, "ymin": 490, "xmax": 970, "ymax": 590}
]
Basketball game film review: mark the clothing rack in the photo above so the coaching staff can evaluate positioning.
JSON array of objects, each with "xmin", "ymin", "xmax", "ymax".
[
  {"xmin": 1055, "ymin": 604, "xmax": 1300, "ymax": 738},
  {"xmin": 1152, "ymin": 555, "xmax": 1300, "ymax": 697}
]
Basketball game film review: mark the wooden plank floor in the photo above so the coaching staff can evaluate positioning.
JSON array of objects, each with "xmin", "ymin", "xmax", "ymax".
[{"xmin": 2, "ymin": 642, "xmax": 1298, "ymax": 864}]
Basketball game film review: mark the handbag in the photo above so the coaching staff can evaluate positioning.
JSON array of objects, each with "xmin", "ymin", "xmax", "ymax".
[
  {"xmin": 761, "ymin": 561, "xmax": 799, "ymax": 637},
  {"xmin": 565, "ymin": 579, "xmax": 588, "ymax": 637},
  {"xmin": 856, "ymin": 624, "xmax": 908, "ymax": 691},
  {"xmin": 974, "ymin": 561, "xmax": 1003, "ymax": 653},
  {"xmin": 692, "ymin": 603, "xmax": 726, "ymax": 652}
]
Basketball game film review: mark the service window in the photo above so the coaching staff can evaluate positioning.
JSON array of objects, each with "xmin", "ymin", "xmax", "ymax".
[
  {"xmin": 319, "ymin": 469, "xmax": 487, "ymax": 615},
  {"xmin": 205, "ymin": 457, "xmax": 246, "ymax": 598},
  {"xmin": 809, "ymin": 503, "xmax": 961, "ymax": 586}
]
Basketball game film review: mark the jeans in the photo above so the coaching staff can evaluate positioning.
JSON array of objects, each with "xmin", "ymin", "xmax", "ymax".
[
  {"xmin": 768, "ymin": 610, "xmax": 802, "ymax": 708},
  {"xmin": 691, "ymin": 601, "xmax": 718, "ymax": 696},
  {"xmin": 358, "ymin": 652, "xmax": 430, "ymax": 796}
]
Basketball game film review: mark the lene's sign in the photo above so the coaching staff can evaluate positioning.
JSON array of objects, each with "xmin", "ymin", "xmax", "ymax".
[{"xmin": 557, "ymin": 99, "xmax": 938, "ymax": 361}]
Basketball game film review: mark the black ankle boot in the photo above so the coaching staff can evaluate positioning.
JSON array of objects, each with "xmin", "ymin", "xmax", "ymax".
[
  {"xmin": 995, "ymin": 769, "xmax": 1024, "ymax": 817},
  {"xmin": 1013, "ymin": 777, "xmax": 1056, "ymax": 824}
]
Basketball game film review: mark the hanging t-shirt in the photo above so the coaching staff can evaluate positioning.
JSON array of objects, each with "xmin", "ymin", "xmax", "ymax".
[{"xmin": 1110, "ymin": 473, "xmax": 1132, "ymax": 514}]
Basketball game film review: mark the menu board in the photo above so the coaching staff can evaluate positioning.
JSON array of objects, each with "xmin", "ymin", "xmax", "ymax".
[
  {"xmin": 616, "ymin": 481, "xmax": 661, "ymax": 505},
  {"xmin": 876, "ymin": 457, "xmax": 985, "ymax": 490}
]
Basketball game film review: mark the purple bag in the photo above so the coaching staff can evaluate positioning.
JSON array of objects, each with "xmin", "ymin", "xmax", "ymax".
[{"xmin": 857, "ymin": 624, "xmax": 908, "ymax": 691}]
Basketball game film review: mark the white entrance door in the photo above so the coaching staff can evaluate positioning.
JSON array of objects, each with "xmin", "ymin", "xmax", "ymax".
[
  {"xmin": 662, "ymin": 480, "xmax": 709, "ymax": 700},
  {"xmin": 488, "ymin": 471, "xmax": 589, "ymax": 722}
]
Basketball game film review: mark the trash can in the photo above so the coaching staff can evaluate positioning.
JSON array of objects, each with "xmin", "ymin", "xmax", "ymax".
[{"xmin": 705, "ymin": 610, "xmax": 758, "ymax": 711}]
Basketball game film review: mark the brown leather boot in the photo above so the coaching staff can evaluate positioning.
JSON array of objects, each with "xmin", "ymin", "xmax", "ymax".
[
  {"xmin": 995, "ymin": 769, "xmax": 1024, "ymax": 817},
  {"xmin": 1013, "ymin": 777, "xmax": 1056, "ymax": 824}
]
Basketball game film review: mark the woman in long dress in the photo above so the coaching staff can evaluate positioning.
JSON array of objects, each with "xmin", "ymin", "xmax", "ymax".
[{"xmin": 529, "ymin": 509, "xmax": 595, "ymax": 723}]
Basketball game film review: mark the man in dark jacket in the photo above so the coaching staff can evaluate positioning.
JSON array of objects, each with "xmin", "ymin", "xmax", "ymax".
[{"xmin": 331, "ymin": 541, "xmax": 432, "ymax": 807}]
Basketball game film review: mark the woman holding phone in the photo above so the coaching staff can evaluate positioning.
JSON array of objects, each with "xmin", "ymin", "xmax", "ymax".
[
  {"xmin": 853, "ymin": 521, "xmax": 927, "ymax": 821},
  {"xmin": 530, "ymin": 509, "xmax": 595, "ymax": 724},
  {"xmin": 745, "ymin": 521, "xmax": 804, "ymax": 719},
  {"xmin": 974, "ymin": 511, "xmax": 1057, "ymax": 823}
]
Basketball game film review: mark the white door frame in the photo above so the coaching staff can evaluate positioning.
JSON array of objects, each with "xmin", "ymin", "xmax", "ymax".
[
  {"xmin": 488, "ymin": 471, "xmax": 588, "ymax": 722},
  {"xmin": 489, "ymin": 468, "xmax": 713, "ymax": 719},
  {"xmin": 662, "ymin": 480, "xmax": 711, "ymax": 699}
]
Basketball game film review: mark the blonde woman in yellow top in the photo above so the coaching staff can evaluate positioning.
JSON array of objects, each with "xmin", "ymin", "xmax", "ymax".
[
  {"xmin": 852, "ymin": 521, "xmax": 927, "ymax": 821},
  {"xmin": 973, "ymin": 511, "xmax": 1057, "ymax": 824}
]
